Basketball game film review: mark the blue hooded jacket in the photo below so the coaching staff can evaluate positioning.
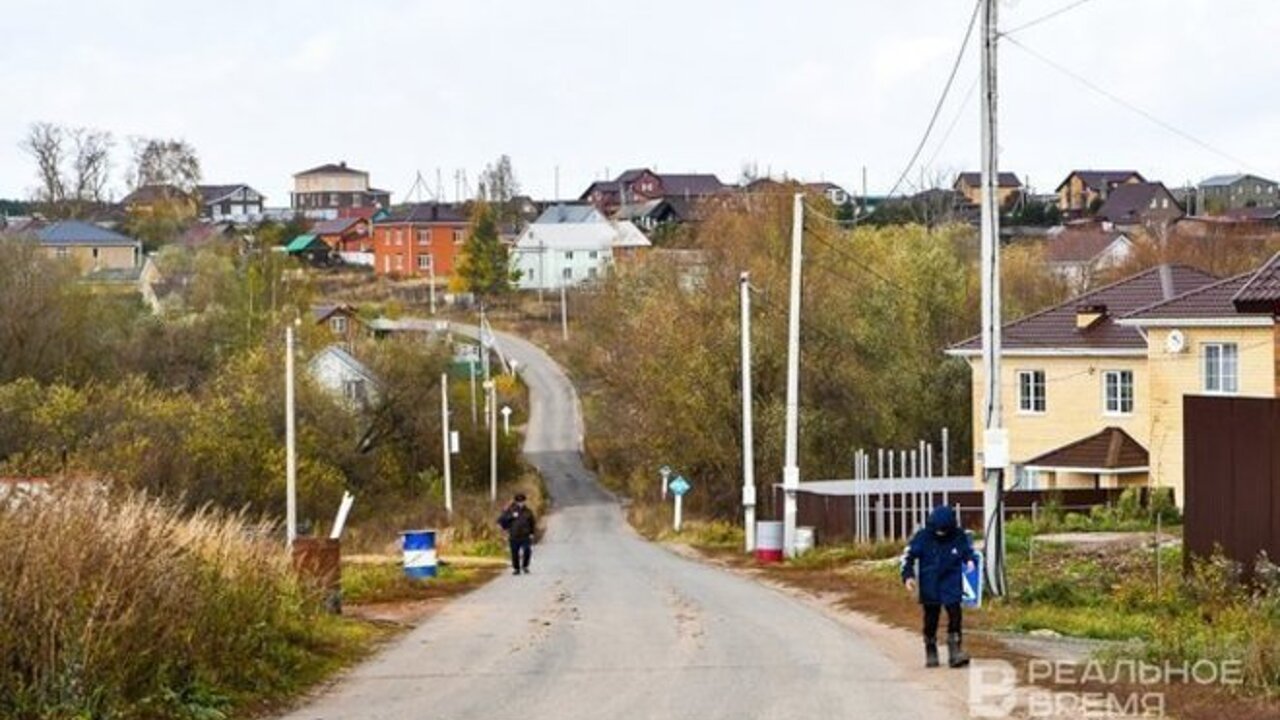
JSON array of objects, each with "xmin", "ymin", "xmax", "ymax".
[{"xmin": 900, "ymin": 505, "xmax": 975, "ymax": 605}]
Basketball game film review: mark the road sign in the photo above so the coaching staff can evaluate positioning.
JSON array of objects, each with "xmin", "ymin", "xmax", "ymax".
[
  {"xmin": 962, "ymin": 551, "xmax": 984, "ymax": 608},
  {"xmin": 668, "ymin": 476, "xmax": 691, "ymax": 497}
]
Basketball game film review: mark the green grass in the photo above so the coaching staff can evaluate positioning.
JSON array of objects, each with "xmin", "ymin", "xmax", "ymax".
[{"xmin": 342, "ymin": 561, "xmax": 486, "ymax": 605}]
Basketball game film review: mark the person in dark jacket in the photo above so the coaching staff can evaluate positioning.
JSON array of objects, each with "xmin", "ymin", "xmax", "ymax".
[
  {"xmin": 900, "ymin": 504, "xmax": 975, "ymax": 668},
  {"xmin": 498, "ymin": 493, "xmax": 536, "ymax": 575}
]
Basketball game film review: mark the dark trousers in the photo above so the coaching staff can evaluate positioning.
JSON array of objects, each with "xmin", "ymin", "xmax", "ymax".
[
  {"xmin": 922, "ymin": 603, "xmax": 962, "ymax": 641},
  {"xmin": 510, "ymin": 537, "xmax": 532, "ymax": 571}
]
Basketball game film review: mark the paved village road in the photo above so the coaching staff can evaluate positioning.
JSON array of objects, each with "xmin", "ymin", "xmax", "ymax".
[{"xmin": 279, "ymin": 327, "xmax": 962, "ymax": 720}]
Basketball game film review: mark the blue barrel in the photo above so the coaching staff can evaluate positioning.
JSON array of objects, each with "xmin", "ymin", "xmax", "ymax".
[{"xmin": 402, "ymin": 529, "xmax": 438, "ymax": 579}]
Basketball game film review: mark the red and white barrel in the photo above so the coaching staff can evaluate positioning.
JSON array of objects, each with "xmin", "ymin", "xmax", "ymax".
[{"xmin": 755, "ymin": 521, "xmax": 784, "ymax": 563}]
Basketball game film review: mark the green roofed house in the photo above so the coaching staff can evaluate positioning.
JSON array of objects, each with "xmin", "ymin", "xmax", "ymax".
[{"xmin": 285, "ymin": 233, "xmax": 332, "ymax": 264}]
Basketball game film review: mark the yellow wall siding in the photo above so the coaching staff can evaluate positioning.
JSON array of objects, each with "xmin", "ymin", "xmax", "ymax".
[
  {"xmin": 44, "ymin": 245, "xmax": 139, "ymax": 274},
  {"xmin": 968, "ymin": 354, "xmax": 1150, "ymax": 478},
  {"xmin": 1145, "ymin": 326, "xmax": 1276, "ymax": 505}
]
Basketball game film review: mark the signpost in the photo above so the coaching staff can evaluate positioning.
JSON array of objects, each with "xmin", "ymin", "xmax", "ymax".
[
  {"xmin": 660, "ymin": 465, "xmax": 672, "ymax": 500},
  {"xmin": 501, "ymin": 405, "xmax": 512, "ymax": 436},
  {"xmin": 668, "ymin": 475, "xmax": 691, "ymax": 532}
]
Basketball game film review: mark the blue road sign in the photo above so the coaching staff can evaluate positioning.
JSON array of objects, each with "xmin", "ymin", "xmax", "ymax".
[{"xmin": 668, "ymin": 476, "xmax": 691, "ymax": 497}]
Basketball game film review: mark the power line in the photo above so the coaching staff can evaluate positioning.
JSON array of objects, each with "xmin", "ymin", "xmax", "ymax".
[
  {"xmin": 883, "ymin": 0, "xmax": 983, "ymax": 200},
  {"xmin": 1000, "ymin": 0, "xmax": 1100, "ymax": 37},
  {"xmin": 924, "ymin": 75, "xmax": 979, "ymax": 174},
  {"xmin": 1003, "ymin": 35, "xmax": 1259, "ymax": 172}
]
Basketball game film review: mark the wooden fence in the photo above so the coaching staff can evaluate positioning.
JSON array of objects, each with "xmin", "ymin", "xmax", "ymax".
[{"xmin": 1184, "ymin": 395, "xmax": 1280, "ymax": 574}]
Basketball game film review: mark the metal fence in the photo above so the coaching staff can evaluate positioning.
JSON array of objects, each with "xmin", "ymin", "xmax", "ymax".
[
  {"xmin": 1184, "ymin": 395, "xmax": 1280, "ymax": 574},
  {"xmin": 773, "ymin": 485, "xmax": 1154, "ymax": 545}
]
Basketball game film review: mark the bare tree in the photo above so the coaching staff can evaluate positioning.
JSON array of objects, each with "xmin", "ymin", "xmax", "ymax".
[
  {"xmin": 129, "ymin": 137, "xmax": 201, "ymax": 193},
  {"xmin": 22, "ymin": 122, "xmax": 67, "ymax": 209},
  {"xmin": 69, "ymin": 128, "xmax": 114, "ymax": 208}
]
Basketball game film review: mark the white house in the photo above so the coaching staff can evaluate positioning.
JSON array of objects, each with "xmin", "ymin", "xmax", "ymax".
[
  {"xmin": 512, "ymin": 219, "xmax": 650, "ymax": 290},
  {"xmin": 308, "ymin": 345, "xmax": 379, "ymax": 408},
  {"xmin": 1044, "ymin": 224, "xmax": 1134, "ymax": 291}
]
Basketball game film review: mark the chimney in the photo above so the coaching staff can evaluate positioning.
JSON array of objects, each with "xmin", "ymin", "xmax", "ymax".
[
  {"xmin": 1159, "ymin": 264, "xmax": 1175, "ymax": 300},
  {"xmin": 1076, "ymin": 303, "xmax": 1108, "ymax": 330}
]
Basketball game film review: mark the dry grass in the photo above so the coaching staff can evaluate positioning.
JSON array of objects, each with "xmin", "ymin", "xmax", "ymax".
[{"xmin": 0, "ymin": 487, "xmax": 377, "ymax": 720}]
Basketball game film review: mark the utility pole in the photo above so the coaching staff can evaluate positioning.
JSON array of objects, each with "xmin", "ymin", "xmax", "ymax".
[
  {"xmin": 469, "ymin": 356, "xmax": 478, "ymax": 426},
  {"xmin": 782, "ymin": 193, "xmax": 804, "ymax": 558},
  {"xmin": 740, "ymin": 271, "xmax": 757, "ymax": 553},
  {"xmin": 979, "ymin": 0, "xmax": 1008, "ymax": 597},
  {"xmin": 285, "ymin": 323, "xmax": 298, "ymax": 548},
  {"xmin": 486, "ymin": 380, "xmax": 498, "ymax": 502},
  {"xmin": 427, "ymin": 255, "xmax": 437, "ymax": 315},
  {"xmin": 559, "ymin": 281, "xmax": 568, "ymax": 342},
  {"xmin": 441, "ymin": 373, "xmax": 453, "ymax": 515}
]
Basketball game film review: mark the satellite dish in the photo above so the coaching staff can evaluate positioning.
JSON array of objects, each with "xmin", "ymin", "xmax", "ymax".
[{"xmin": 1165, "ymin": 329, "xmax": 1187, "ymax": 354}]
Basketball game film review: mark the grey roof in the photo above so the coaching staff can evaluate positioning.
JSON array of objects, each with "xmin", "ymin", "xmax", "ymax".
[
  {"xmin": 535, "ymin": 204, "xmax": 605, "ymax": 224},
  {"xmin": 1198, "ymin": 173, "xmax": 1277, "ymax": 188},
  {"xmin": 309, "ymin": 345, "xmax": 379, "ymax": 385},
  {"xmin": 197, "ymin": 184, "xmax": 258, "ymax": 204},
  {"xmin": 1096, "ymin": 182, "xmax": 1182, "ymax": 224},
  {"xmin": 312, "ymin": 217, "xmax": 364, "ymax": 235},
  {"xmin": 37, "ymin": 220, "xmax": 137, "ymax": 246},
  {"xmin": 380, "ymin": 202, "xmax": 468, "ymax": 224}
]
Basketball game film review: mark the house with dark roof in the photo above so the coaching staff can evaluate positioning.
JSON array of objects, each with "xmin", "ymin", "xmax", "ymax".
[
  {"xmin": 580, "ymin": 168, "xmax": 726, "ymax": 214},
  {"xmin": 371, "ymin": 202, "xmax": 470, "ymax": 278},
  {"xmin": 291, "ymin": 161, "xmax": 391, "ymax": 220},
  {"xmin": 1198, "ymin": 173, "xmax": 1279, "ymax": 212},
  {"xmin": 1055, "ymin": 170, "xmax": 1145, "ymax": 214},
  {"xmin": 312, "ymin": 216, "xmax": 371, "ymax": 254},
  {"xmin": 33, "ymin": 220, "xmax": 142, "ymax": 275},
  {"xmin": 1095, "ymin": 182, "xmax": 1184, "ymax": 228},
  {"xmin": 1044, "ymin": 224, "xmax": 1134, "ymax": 291},
  {"xmin": 953, "ymin": 172, "xmax": 1023, "ymax": 210},
  {"xmin": 947, "ymin": 264, "xmax": 1217, "ymax": 498},
  {"xmin": 197, "ymin": 184, "xmax": 265, "ymax": 222},
  {"xmin": 1114, "ymin": 253, "xmax": 1280, "ymax": 503}
]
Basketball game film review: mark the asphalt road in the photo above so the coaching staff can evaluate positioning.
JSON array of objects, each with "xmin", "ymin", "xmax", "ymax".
[{"xmin": 280, "ymin": 328, "xmax": 959, "ymax": 720}]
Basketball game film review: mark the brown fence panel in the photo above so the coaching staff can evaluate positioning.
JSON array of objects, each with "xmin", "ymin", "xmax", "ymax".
[{"xmin": 1184, "ymin": 395, "xmax": 1280, "ymax": 574}]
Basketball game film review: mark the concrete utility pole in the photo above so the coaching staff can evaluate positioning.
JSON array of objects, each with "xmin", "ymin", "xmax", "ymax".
[
  {"xmin": 469, "ymin": 357, "xmax": 479, "ymax": 426},
  {"xmin": 782, "ymin": 193, "xmax": 804, "ymax": 558},
  {"xmin": 285, "ymin": 323, "xmax": 298, "ymax": 548},
  {"xmin": 739, "ymin": 271, "xmax": 757, "ymax": 553},
  {"xmin": 979, "ymin": 0, "xmax": 1008, "ymax": 597},
  {"xmin": 441, "ymin": 373, "xmax": 453, "ymax": 515},
  {"xmin": 428, "ymin": 255, "xmax": 437, "ymax": 315},
  {"xmin": 560, "ymin": 282, "xmax": 569, "ymax": 342},
  {"xmin": 486, "ymin": 380, "xmax": 498, "ymax": 502}
]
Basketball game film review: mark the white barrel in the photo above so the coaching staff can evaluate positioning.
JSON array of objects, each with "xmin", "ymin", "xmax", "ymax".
[
  {"xmin": 795, "ymin": 526, "xmax": 816, "ymax": 555},
  {"xmin": 755, "ymin": 521, "xmax": 784, "ymax": 563}
]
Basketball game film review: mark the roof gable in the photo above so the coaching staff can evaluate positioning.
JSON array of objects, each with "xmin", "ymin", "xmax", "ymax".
[
  {"xmin": 954, "ymin": 172, "xmax": 1022, "ymax": 189},
  {"xmin": 1232, "ymin": 252, "xmax": 1280, "ymax": 311},
  {"xmin": 1045, "ymin": 226, "xmax": 1130, "ymax": 264},
  {"xmin": 1055, "ymin": 170, "xmax": 1145, "ymax": 193},
  {"xmin": 296, "ymin": 162, "xmax": 366, "ymax": 177},
  {"xmin": 1025, "ymin": 427, "xmax": 1148, "ymax": 470},
  {"xmin": 1096, "ymin": 182, "xmax": 1181, "ymax": 224}
]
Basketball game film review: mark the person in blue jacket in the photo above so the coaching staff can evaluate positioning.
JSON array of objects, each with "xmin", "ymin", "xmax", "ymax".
[{"xmin": 900, "ymin": 504, "xmax": 975, "ymax": 668}]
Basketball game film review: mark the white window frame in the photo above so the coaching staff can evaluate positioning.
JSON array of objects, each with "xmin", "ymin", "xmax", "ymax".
[
  {"xmin": 1017, "ymin": 370, "xmax": 1046, "ymax": 414},
  {"xmin": 417, "ymin": 254, "xmax": 431, "ymax": 270},
  {"xmin": 1202, "ymin": 343, "xmax": 1239, "ymax": 394},
  {"xmin": 330, "ymin": 316, "xmax": 348, "ymax": 334},
  {"xmin": 1102, "ymin": 369, "xmax": 1134, "ymax": 416}
]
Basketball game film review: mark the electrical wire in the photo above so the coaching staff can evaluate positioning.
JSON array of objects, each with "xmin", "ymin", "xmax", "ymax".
[
  {"xmin": 1000, "ymin": 0, "xmax": 1100, "ymax": 37},
  {"xmin": 1003, "ymin": 35, "xmax": 1259, "ymax": 172},
  {"xmin": 883, "ymin": 0, "xmax": 983, "ymax": 201}
]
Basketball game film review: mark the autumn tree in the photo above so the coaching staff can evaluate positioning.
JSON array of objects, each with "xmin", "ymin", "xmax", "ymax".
[{"xmin": 123, "ymin": 137, "xmax": 203, "ymax": 249}]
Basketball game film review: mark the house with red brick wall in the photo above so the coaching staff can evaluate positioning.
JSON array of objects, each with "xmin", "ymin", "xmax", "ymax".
[{"xmin": 372, "ymin": 203, "xmax": 470, "ymax": 277}]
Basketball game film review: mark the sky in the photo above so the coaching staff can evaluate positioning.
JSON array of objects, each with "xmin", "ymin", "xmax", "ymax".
[{"xmin": 2, "ymin": 0, "xmax": 1279, "ymax": 206}]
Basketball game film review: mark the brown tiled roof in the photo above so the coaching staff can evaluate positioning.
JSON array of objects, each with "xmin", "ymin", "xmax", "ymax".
[
  {"xmin": 1122, "ymin": 272, "xmax": 1258, "ymax": 321},
  {"xmin": 1096, "ymin": 182, "xmax": 1182, "ymax": 224},
  {"xmin": 1232, "ymin": 252, "xmax": 1280, "ymax": 309},
  {"xmin": 950, "ymin": 265, "xmax": 1217, "ymax": 353},
  {"xmin": 954, "ymin": 172, "xmax": 1022, "ymax": 189},
  {"xmin": 1025, "ymin": 427, "xmax": 1148, "ymax": 471},
  {"xmin": 1055, "ymin": 170, "xmax": 1145, "ymax": 193},
  {"xmin": 312, "ymin": 217, "xmax": 364, "ymax": 235},
  {"xmin": 1045, "ymin": 226, "xmax": 1129, "ymax": 264}
]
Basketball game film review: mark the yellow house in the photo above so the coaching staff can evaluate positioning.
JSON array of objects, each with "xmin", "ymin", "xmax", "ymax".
[
  {"xmin": 953, "ymin": 172, "xmax": 1023, "ymax": 210},
  {"xmin": 36, "ymin": 220, "xmax": 141, "ymax": 275},
  {"xmin": 1055, "ymin": 170, "xmax": 1145, "ymax": 213},
  {"xmin": 947, "ymin": 265, "xmax": 1217, "ymax": 501},
  {"xmin": 1117, "ymin": 258, "xmax": 1280, "ymax": 505}
]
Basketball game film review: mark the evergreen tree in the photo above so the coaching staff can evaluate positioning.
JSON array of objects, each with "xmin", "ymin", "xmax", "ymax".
[{"xmin": 455, "ymin": 202, "xmax": 519, "ymax": 296}]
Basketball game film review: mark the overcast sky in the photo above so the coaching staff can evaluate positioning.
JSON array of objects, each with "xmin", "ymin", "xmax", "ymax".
[{"xmin": 3, "ymin": 0, "xmax": 1278, "ymax": 205}]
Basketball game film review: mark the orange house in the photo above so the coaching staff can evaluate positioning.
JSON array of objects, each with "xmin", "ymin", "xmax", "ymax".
[{"xmin": 372, "ymin": 203, "xmax": 470, "ymax": 277}]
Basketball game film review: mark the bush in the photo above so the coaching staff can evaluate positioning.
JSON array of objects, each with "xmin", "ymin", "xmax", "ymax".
[{"xmin": 0, "ymin": 488, "xmax": 368, "ymax": 719}]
